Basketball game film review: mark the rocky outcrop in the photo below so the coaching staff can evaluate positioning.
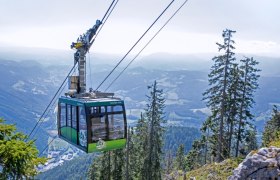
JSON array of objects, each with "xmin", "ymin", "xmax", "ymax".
[{"xmin": 229, "ymin": 147, "xmax": 280, "ymax": 179}]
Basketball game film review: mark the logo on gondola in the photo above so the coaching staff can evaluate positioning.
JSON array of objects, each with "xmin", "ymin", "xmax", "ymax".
[{"xmin": 96, "ymin": 138, "xmax": 106, "ymax": 150}]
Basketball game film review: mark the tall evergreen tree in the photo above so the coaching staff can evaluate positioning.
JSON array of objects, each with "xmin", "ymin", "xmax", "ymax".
[
  {"xmin": 203, "ymin": 29, "xmax": 236, "ymax": 162},
  {"xmin": 185, "ymin": 140, "xmax": 203, "ymax": 171},
  {"xmin": 142, "ymin": 81, "xmax": 166, "ymax": 180},
  {"xmin": 262, "ymin": 106, "xmax": 280, "ymax": 146},
  {"xmin": 242, "ymin": 126, "xmax": 258, "ymax": 155},
  {"xmin": 235, "ymin": 57, "xmax": 260, "ymax": 156},
  {"xmin": 175, "ymin": 144, "xmax": 185, "ymax": 171},
  {"xmin": 165, "ymin": 151, "xmax": 174, "ymax": 175},
  {"xmin": 99, "ymin": 152, "xmax": 111, "ymax": 180},
  {"xmin": 87, "ymin": 155, "xmax": 101, "ymax": 180},
  {"xmin": 132, "ymin": 114, "xmax": 148, "ymax": 179},
  {"xmin": 111, "ymin": 150, "xmax": 124, "ymax": 180},
  {"xmin": 88, "ymin": 150, "xmax": 125, "ymax": 180},
  {"xmin": 226, "ymin": 63, "xmax": 242, "ymax": 157}
]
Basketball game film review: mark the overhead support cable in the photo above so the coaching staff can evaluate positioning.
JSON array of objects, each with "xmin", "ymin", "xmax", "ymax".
[
  {"xmin": 27, "ymin": 63, "xmax": 77, "ymax": 140},
  {"xmin": 31, "ymin": 65, "xmax": 78, "ymax": 140},
  {"xmin": 27, "ymin": 0, "xmax": 119, "ymax": 141},
  {"xmin": 105, "ymin": 0, "xmax": 190, "ymax": 91},
  {"xmin": 95, "ymin": 0, "xmax": 175, "ymax": 91},
  {"xmin": 39, "ymin": 135, "xmax": 58, "ymax": 157},
  {"xmin": 89, "ymin": 0, "xmax": 119, "ymax": 50}
]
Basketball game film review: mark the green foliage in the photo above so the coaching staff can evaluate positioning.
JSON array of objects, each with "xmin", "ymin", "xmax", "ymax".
[
  {"xmin": 128, "ymin": 118, "xmax": 147, "ymax": 179},
  {"xmin": 203, "ymin": 29, "xmax": 237, "ymax": 161},
  {"xmin": 87, "ymin": 81, "xmax": 167, "ymax": 180},
  {"xmin": 164, "ymin": 151, "xmax": 174, "ymax": 175},
  {"xmin": 202, "ymin": 29, "xmax": 260, "ymax": 162},
  {"xmin": 262, "ymin": 106, "xmax": 280, "ymax": 146},
  {"xmin": 87, "ymin": 150, "xmax": 125, "ymax": 180},
  {"xmin": 38, "ymin": 153, "xmax": 95, "ymax": 180},
  {"xmin": 175, "ymin": 144, "xmax": 185, "ymax": 171},
  {"xmin": 0, "ymin": 118, "xmax": 46, "ymax": 179},
  {"xmin": 111, "ymin": 150, "xmax": 125, "ymax": 180},
  {"xmin": 142, "ymin": 81, "xmax": 166, "ymax": 180},
  {"xmin": 185, "ymin": 140, "xmax": 205, "ymax": 171},
  {"xmin": 164, "ymin": 126, "xmax": 201, "ymax": 155},
  {"xmin": 184, "ymin": 158, "xmax": 243, "ymax": 180},
  {"xmin": 268, "ymin": 131, "xmax": 280, "ymax": 147},
  {"xmin": 241, "ymin": 127, "xmax": 258, "ymax": 156},
  {"xmin": 235, "ymin": 57, "xmax": 260, "ymax": 157}
]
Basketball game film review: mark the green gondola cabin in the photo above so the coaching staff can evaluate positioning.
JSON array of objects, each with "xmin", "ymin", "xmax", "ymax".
[
  {"xmin": 57, "ymin": 96, "xmax": 127, "ymax": 153},
  {"xmin": 57, "ymin": 19, "xmax": 127, "ymax": 153}
]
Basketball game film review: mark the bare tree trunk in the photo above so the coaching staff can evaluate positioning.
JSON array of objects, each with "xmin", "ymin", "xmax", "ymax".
[
  {"xmin": 236, "ymin": 60, "xmax": 248, "ymax": 157},
  {"xmin": 125, "ymin": 127, "xmax": 130, "ymax": 180}
]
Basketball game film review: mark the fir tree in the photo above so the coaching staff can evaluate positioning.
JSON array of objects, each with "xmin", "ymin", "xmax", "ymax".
[
  {"xmin": 175, "ymin": 144, "xmax": 185, "ymax": 171},
  {"xmin": 111, "ymin": 150, "xmax": 124, "ymax": 180},
  {"xmin": 242, "ymin": 126, "xmax": 258, "ymax": 155},
  {"xmin": 185, "ymin": 140, "xmax": 203, "ymax": 171},
  {"xmin": 235, "ymin": 57, "xmax": 260, "ymax": 156},
  {"xmin": 142, "ymin": 81, "xmax": 166, "ymax": 180},
  {"xmin": 262, "ymin": 105, "xmax": 280, "ymax": 146},
  {"xmin": 165, "ymin": 151, "xmax": 173, "ymax": 175},
  {"xmin": 99, "ymin": 152, "xmax": 111, "ymax": 180},
  {"xmin": 203, "ymin": 29, "xmax": 236, "ymax": 162},
  {"xmin": 87, "ymin": 155, "xmax": 101, "ymax": 180},
  {"xmin": 132, "ymin": 114, "xmax": 148, "ymax": 179},
  {"xmin": 226, "ymin": 63, "xmax": 242, "ymax": 157}
]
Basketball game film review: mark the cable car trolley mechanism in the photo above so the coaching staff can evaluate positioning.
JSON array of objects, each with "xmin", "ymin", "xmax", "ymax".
[{"xmin": 57, "ymin": 19, "xmax": 127, "ymax": 153}]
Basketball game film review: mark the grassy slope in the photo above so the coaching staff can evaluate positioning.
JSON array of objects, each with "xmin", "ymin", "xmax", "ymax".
[{"xmin": 174, "ymin": 158, "xmax": 243, "ymax": 180}]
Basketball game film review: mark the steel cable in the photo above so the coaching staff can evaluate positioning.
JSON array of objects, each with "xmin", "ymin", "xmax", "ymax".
[
  {"xmin": 95, "ymin": 0, "xmax": 175, "ymax": 91},
  {"xmin": 105, "ymin": 0, "xmax": 190, "ymax": 91}
]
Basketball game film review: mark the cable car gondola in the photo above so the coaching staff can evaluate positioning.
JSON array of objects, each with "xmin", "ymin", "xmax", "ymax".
[
  {"xmin": 58, "ymin": 94, "xmax": 127, "ymax": 153},
  {"xmin": 57, "ymin": 19, "xmax": 127, "ymax": 153}
]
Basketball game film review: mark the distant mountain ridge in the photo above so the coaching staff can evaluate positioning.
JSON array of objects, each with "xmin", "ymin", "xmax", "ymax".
[{"xmin": 0, "ymin": 52, "xmax": 279, "ymax": 150}]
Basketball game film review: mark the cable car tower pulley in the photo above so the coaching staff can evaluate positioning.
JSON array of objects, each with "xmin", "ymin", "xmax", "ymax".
[{"xmin": 57, "ymin": 0, "xmax": 128, "ymax": 153}]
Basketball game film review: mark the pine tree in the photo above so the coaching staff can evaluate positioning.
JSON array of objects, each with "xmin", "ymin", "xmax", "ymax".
[
  {"xmin": 175, "ymin": 144, "xmax": 185, "ymax": 171},
  {"xmin": 111, "ymin": 150, "xmax": 124, "ymax": 180},
  {"xmin": 87, "ymin": 155, "xmax": 101, "ymax": 180},
  {"xmin": 242, "ymin": 126, "xmax": 258, "ymax": 155},
  {"xmin": 235, "ymin": 57, "xmax": 260, "ymax": 157},
  {"xmin": 165, "ymin": 151, "xmax": 174, "ymax": 175},
  {"xmin": 142, "ymin": 81, "xmax": 166, "ymax": 180},
  {"xmin": 131, "ymin": 114, "xmax": 148, "ymax": 179},
  {"xmin": 99, "ymin": 152, "xmax": 111, "ymax": 180},
  {"xmin": 203, "ymin": 29, "xmax": 236, "ymax": 162},
  {"xmin": 0, "ymin": 118, "xmax": 46, "ymax": 179},
  {"xmin": 226, "ymin": 63, "xmax": 242, "ymax": 157},
  {"xmin": 185, "ymin": 140, "xmax": 203, "ymax": 171},
  {"xmin": 262, "ymin": 106, "xmax": 280, "ymax": 146}
]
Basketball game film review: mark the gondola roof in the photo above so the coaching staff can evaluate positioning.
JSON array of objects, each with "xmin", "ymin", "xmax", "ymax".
[{"xmin": 59, "ymin": 96, "xmax": 124, "ymax": 107}]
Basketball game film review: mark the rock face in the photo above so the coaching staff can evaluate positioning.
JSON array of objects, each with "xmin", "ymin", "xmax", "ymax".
[{"xmin": 229, "ymin": 147, "xmax": 280, "ymax": 179}]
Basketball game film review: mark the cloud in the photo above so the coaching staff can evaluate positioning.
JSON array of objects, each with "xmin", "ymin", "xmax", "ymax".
[{"xmin": 1, "ymin": 0, "xmax": 280, "ymax": 55}]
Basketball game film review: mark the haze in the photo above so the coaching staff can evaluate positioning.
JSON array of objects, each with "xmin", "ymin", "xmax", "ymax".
[{"xmin": 0, "ymin": 0, "xmax": 280, "ymax": 56}]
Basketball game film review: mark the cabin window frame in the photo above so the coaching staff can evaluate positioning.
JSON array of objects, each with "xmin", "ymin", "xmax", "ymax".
[
  {"xmin": 78, "ymin": 105, "xmax": 87, "ymax": 147},
  {"xmin": 60, "ymin": 103, "xmax": 66, "ymax": 127},
  {"xmin": 87, "ymin": 104, "xmax": 126, "ymax": 143}
]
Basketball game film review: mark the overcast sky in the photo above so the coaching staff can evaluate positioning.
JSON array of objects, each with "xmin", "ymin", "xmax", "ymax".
[{"xmin": 0, "ymin": 0, "xmax": 279, "ymax": 56}]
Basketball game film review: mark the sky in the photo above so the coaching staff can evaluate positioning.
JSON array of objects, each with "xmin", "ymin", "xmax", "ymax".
[{"xmin": 0, "ymin": 0, "xmax": 280, "ymax": 56}]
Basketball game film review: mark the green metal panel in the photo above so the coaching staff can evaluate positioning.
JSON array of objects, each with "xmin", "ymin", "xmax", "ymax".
[
  {"xmin": 58, "ymin": 97, "xmax": 124, "ymax": 107},
  {"xmin": 61, "ymin": 127, "xmax": 78, "ymax": 144},
  {"xmin": 88, "ymin": 139, "xmax": 126, "ymax": 153},
  {"xmin": 58, "ymin": 98, "xmax": 84, "ymax": 106}
]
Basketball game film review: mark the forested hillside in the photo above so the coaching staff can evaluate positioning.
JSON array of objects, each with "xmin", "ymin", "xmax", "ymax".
[
  {"xmin": 37, "ymin": 154, "xmax": 95, "ymax": 180},
  {"xmin": 38, "ymin": 126, "xmax": 200, "ymax": 179}
]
